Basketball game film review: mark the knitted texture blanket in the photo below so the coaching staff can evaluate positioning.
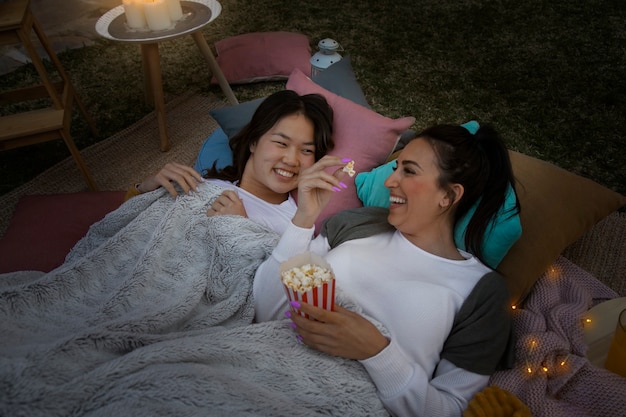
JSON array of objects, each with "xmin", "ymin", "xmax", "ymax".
[
  {"xmin": 489, "ymin": 256, "xmax": 626, "ymax": 417},
  {"xmin": 0, "ymin": 183, "xmax": 388, "ymax": 417}
]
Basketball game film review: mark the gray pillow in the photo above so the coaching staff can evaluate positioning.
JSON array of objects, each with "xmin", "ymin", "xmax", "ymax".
[
  {"xmin": 312, "ymin": 55, "xmax": 371, "ymax": 109},
  {"xmin": 208, "ymin": 97, "xmax": 266, "ymax": 138}
]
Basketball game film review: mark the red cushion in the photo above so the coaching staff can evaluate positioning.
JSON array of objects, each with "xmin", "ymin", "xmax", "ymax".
[
  {"xmin": 0, "ymin": 191, "xmax": 126, "ymax": 273},
  {"xmin": 211, "ymin": 32, "xmax": 312, "ymax": 84}
]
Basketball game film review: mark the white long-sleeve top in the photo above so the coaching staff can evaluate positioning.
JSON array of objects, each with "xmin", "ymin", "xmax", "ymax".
[{"xmin": 253, "ymin": 221, "xmax": 494, "ymax": 417}]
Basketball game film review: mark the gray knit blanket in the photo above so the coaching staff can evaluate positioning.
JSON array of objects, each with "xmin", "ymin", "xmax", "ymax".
[{"xmin": 0, "ymin": 183, "xmax": 388, "ymax": 417}]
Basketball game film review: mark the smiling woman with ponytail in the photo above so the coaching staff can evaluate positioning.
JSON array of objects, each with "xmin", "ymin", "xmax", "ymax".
[
  {"xmin": 254, "ymin": 119, "xmax": 518, "ymax": 417},
  {"xmin": 419, "ymin": 121, "xmax": 520, "ymax": 267}
]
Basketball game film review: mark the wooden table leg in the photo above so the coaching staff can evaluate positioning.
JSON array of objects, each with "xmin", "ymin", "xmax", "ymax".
[
  {"xmin": 191, "ymin": 31, "xmax": 238, "ymax": 105},
  {"xmin": 140, "ymin": 45, "xmax": 154, "ymax": 105},
  {"xmin": 140, "ymin": 42, "xmax": 170, "ymax": 152}
]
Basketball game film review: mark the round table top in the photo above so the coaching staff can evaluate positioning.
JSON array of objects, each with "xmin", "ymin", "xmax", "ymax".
[{"xmin": 95, "ymin": 0, "xmax": 221, "ymax": 43}]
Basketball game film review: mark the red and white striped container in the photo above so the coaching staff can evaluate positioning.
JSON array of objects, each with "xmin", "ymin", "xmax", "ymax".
[{"xmin": 280, "ymin": 252, "xmax": 335, "ymax": 318}]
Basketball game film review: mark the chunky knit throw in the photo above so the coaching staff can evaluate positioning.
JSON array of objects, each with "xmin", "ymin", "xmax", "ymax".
[{"xmin": 489, "ymin": 256, "xmax": 626, "ymax": 417}]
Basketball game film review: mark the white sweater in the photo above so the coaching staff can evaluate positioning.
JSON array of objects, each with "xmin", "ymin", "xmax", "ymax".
[{"xmin": 253, "ymin": 222, "xmax": 493, "ymax": 417}]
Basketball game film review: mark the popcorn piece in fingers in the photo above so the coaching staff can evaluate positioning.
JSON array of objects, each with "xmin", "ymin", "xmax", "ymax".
[{"xmin": 342, "ymin": 160, "xmax": 356, "ymax": 177}]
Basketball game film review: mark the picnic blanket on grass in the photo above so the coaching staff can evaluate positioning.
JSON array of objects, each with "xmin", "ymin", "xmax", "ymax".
[{"xmin": 0, "ymin": 183, "xmax": 388, "ymax": 417}]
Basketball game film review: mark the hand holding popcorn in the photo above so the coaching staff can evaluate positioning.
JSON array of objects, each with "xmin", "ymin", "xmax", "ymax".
[{"xmin": 280, "ymin": 252, "xmax": 335, "ymax": 318}]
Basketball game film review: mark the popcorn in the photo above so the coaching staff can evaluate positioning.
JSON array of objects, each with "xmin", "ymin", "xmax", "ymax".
[
  {"xmin": 281, "ymin": 263, "xmax": 334, "ymax": 292},
  {"xmin": 342, "ymin": 160, "xmax": 356, "ymax": 177},
  {"xmin": 280, "ymin": 252, "xmax": 336, "ymax": 317}
]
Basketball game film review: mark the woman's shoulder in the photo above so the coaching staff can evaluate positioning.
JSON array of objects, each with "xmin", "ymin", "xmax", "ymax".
[{"xmin": 321, "ymin": 206, "xmax": 394, "ymax": 248}]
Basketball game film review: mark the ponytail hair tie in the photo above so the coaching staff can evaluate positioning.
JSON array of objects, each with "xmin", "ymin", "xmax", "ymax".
[{"xmin": 461, "ymin": 120, "xmax": 480, "ymax": 135}]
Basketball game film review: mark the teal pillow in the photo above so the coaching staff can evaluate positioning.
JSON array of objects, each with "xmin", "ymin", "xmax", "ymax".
[
  {"xmin": 193, "ymin": 127, "xmax": 232, "ymax": 174},
  {"xmin": 355, "ymin": 160, "xmax": 395, "ymax": 208},
  {"xmin": 355, "ymin": 159, "xmax": 522, "ymax": 268},
  {"xmin": 453, "ymin": 184, "xmax": 521, "ymax": 268}
]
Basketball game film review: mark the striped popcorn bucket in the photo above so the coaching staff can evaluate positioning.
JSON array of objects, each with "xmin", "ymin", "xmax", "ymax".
[
  {"xmin": 283, "ymin": 279, "xmax": 336, "ymax": 319},
  {"xmin": 280, "ymin": 251, "xmax": 336, "ymax": 318}
]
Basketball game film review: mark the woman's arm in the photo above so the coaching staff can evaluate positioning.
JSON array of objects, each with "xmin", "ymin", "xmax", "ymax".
[
  {"xmin": 136, "ymin": 162, "xmax": 204, "ymax": 198},
  {"xmin": 253, "ymin": 155, "xmax": 349, "ymax": 321},
  {"xmin": 291, "ymin": 301, "xmax": 487, "ymax": 417},
  {"xmin": 252, "ymin": 221, "xmax": 330, "ymax": 321},
  {"xmin": 362, "ymin": 346, "xmax": 488, "ymax": 417}
]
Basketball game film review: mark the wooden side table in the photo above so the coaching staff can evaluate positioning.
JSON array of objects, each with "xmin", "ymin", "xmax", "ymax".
[{"xmin": 95, "ymin": 0, "xmax": 237, "ymax": 152}]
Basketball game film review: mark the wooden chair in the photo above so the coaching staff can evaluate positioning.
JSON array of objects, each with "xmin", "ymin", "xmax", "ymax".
[{"xmin": 0, "ymin": 0, "xmax": 98, "ymax": 190}]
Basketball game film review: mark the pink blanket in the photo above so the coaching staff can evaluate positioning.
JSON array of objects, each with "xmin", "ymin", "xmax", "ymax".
[{"xmin": 490, "ymin": 256, "xmax": 626, "ymax": 416}]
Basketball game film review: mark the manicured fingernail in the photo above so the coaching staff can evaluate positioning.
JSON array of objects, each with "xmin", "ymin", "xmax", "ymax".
[
  {"xmin": 341, "ymin": 158, "xmax": 352, "ymax": 163},
  {"xmin": 284, "ymin": 310, "xmax": 291, "ymax": 318},
  {"xmin": 339, "ymin": 182, "xmax": 348, "ymax": 189},
  {"xmin": 290, "ymin": 301, "xmax": 300, "ymax": 309},
  {"xmin": 290, "ymin": 322, "xmax": 297, "ymax": 330},
  {"xmin": 296, "ymin": 335, "xmax": 304, "ymax": 343},
  {"xmin": 332, "ymin": 186, "xmax": 341, "ymax": 192}
]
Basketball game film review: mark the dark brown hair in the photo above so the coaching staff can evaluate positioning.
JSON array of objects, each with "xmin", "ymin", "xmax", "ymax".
[
  {"xmin": 203, "ymin": 90, "xmax": 334, "ymax": 182},
  {"xmin": 417, "ymin": 124, "xmax": 520, "ymax": 264}
]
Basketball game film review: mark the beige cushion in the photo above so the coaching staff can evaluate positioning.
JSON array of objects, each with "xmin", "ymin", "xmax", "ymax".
[{"xmin": 498, "ymin": 151, "xmax": 626, "ymax": 305}]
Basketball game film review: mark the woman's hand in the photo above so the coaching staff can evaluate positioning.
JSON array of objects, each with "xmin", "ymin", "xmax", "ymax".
[
  {"xmin": 291, "ymin": 156, "xmax": 350, "ymax": 229},
  {"xmin": 206, "ymin": 189, "xmax": 247, "ymax": 217},
  {"xmin": 288, "ymin": 302, "xmax": 390, "ymax": 360},
  {"xmin": 138, "ymin": 162, "xmax": 204, "ymax": 197}
]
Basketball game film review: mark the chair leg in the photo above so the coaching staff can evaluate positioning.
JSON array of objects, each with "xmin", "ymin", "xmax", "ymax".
[
  {"xmin": 30, "ymin": 9, "xmax": 99, "ymax": 138},
  {"xmin": 59, "ymin": 86, "xmax": 97, "ymax": 191},
  {"xmin": 16, "ymin": 13, "xmax": 63, "ymax": 109}
]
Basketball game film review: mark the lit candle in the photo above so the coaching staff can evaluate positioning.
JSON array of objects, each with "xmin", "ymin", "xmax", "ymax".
[
  {"xmin": 143, "ymin": 0, "xmax": 172, "ymax": 31},
  {"xmin": 165, "ymin": 0, "xmax": 183, "ymax": 22},
  {"xmin": 122, "ymin": 0, "xmax": 147, "ymax": 30}
]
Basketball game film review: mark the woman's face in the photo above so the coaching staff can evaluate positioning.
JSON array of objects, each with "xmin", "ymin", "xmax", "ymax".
[
  {"xmin": 383, "ymin": 138, "xmax": 451, "ymax": 235},
  {"xmin": 242, "ymin": 113, "xmax": 316, "ymax": 203}
]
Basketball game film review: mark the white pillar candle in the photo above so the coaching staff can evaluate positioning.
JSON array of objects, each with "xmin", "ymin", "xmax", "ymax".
[
  {"xmin": 165, "ymin": 0, "xmax": 183, "ymax": 22},
  {"xmin": 143, "ymin": 0, "xmax": 172, "ymax": 31},
  {"xmin": 122, "ymin": 0, "xmax": 147, "ymax": 29}
]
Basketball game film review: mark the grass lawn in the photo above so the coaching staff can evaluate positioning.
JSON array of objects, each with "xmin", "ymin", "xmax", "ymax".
[{"xmin": 1, "ymin": 0, "xmax": 625, "ymax": 197}]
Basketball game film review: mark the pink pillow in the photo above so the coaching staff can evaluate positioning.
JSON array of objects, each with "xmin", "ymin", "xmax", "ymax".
[
  {"xmin": 286, "ymin": 68, "xmax": 416, "ymax": 232},
  {"xmin": 0, "ymin": 191, "xmax": 126, "ymax": 273},
  {"xmin": 212, "ymin": 32, "xmax": 312, "ymax": 85}
]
